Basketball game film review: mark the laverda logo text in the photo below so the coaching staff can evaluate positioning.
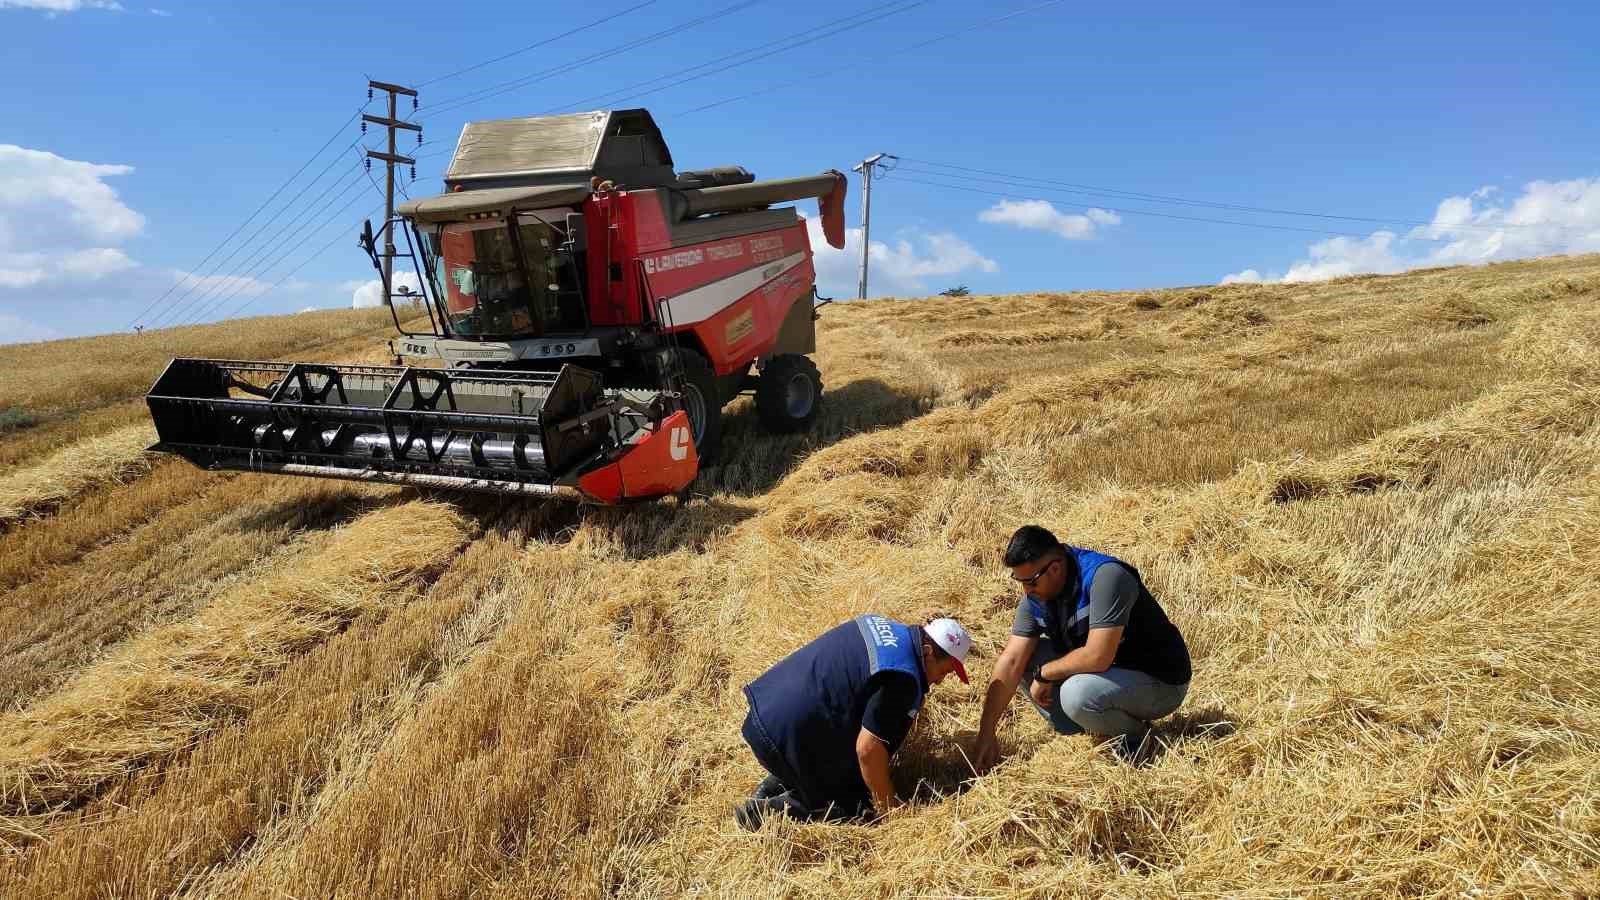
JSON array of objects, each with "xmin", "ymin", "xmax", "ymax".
[{"xmin": 643, "ymin": 249, "xmax": 704, "ymax": 274}]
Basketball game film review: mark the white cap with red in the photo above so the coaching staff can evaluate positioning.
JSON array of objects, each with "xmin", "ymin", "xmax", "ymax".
[{"xmin": 925, "ymin": 618, "xmax": 973, "ymax": 684}]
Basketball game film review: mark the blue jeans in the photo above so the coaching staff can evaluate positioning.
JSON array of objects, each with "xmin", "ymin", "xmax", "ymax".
[{"xmin": 1023, "ymin": 642, "xmax": 1188, "ymax": 747}]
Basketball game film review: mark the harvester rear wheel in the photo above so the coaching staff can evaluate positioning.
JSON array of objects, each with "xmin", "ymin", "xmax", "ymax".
[
  {"xmin": 755, "ymin": 354, "xmax": 822, "ymax": 433},
  {"xmin": 676, "ymin": 349, "xmax": 723, "ymax": 463}
]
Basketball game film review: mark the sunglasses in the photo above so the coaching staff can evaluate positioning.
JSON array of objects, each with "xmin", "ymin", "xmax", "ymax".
[{"xmin": 1011, "ymin": 558, "xmax": 1059, "ymax": 589}]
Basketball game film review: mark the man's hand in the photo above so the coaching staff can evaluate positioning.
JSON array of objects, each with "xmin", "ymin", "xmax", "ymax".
[
  {"xmin": 972, "ymin": 731, "xmax": 1002, "ymax": 774},
  {"xmin": 1029, "ymin": 675, "xmax": 1055, "ymax": 709},
  {"xmin": 856, "ymin": 727, "xmax": 898, "ymax": 815}
]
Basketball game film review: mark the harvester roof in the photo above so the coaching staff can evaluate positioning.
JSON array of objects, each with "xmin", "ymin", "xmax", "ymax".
[{"xmin": 444, "ymin": 108, "xmax": 676, "ymax": 191}]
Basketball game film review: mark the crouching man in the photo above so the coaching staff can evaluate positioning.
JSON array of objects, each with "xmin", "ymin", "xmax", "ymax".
[
  {"xmin": 736, "ymin": 615, "xmax": 973, "ymax": 830},
  {"xmin": 973, "ymin": 526, "xmax": 1191, "ymax": 769}
]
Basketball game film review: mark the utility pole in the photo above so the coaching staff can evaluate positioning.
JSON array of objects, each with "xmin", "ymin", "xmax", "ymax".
[
  {"xmin": 365, "ymin": 80, "xmax": 420, "ymax": 306},
  {"xmin": 851, "ymin": 153, "xmax": 896, "ymax": 299}
]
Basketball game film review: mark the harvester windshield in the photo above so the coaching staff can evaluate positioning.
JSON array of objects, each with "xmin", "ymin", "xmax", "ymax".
[{"xmin": 422, "ymin": 213, "xmax": 585, "ymax": 338}]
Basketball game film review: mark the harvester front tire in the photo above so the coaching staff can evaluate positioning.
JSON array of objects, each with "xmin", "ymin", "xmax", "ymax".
[
  {"xmin": 677, "ymin": 349, "xmax": 724, "ymax": 463},
  {"xmin": 756, "ymin": 354, "xmax": 823, "ymax": 434}
]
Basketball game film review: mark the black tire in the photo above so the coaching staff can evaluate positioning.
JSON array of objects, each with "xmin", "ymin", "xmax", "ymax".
[
  {"xmin": 675, "ymin": 349, "xmax": 724, "ymax": 463},
  {"xmin": 755, "ymin": 354, "xmax": 823, "ymax": 433}
]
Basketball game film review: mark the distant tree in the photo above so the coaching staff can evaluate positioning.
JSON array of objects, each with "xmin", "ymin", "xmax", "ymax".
[{"xmin": 938, "ymin": 285, "xmax": 971, "ymax": 297}]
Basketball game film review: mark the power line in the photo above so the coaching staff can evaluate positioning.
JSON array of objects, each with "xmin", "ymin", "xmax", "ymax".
[
  {"xmin": 889, "ymin": 173, "xmax": 1389, "ymax": 239},
  {"xmin": 128, "ymin": 107, "xmax": 366, "ymax": 328},
  {"xmin": 220, "ymin": 199, "xmax": 386, "ymax": 323},
  {"xmin": 403, "ymin": 0, "xmax": 943, "ymax": 178},
  {"xmin": 545, "ymin": 0, "xmax": 932, "ymax": 115},
  {"xmin": 150, "ymin": 140, "xmax": 365, "ymax": 328},
  {"xmin": 675, "ymin": 0, "xmax": 1066, "ymax": 117},
  {"xmin": 415, "ymin": 0, "xmax": 661, "ymax": 87},
  {"xmin": 895, "ymin": 157, "xmax": 1588, "ymax": 236},
  {"xmin": 418, "ymin": 1, "xmax": 764, "ymax": 118},
  {"xmin": 173, "ymin": 167, "xmax": 371, "ymax": 327}
]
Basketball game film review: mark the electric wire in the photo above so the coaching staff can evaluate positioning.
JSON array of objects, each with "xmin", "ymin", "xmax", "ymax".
[
  {"xmin": 543, "ymin": 0, "xmax": 932, "ymax": 116},
  {"xmin": 894, "ymin": 157, "xmax": 1589, "ymax": 236},
  {"xmin": 174, "ymin": 167, "xmax": 372, "ymax": 326},
  {"xmin": 148, "ymin": 133, "xmax": 364, "ymax": 325},
  {"xmin": 417, "ymin": 1, "xmax": 764, "ymax": 118},
  {"xmin": 127, "ymin": 107, "xmax": 366, "ymax": 328},
  {"xmin": 887, "ymin": 173, "xmax": 1392, "ymax": 239},
  {"xmin": 220, "ymin": 198, "xmax": 386, "ymax": 322},
  {"xmin": 150, "ymin": 142, "xmax": 368, "ymax": 329},
  {"xmin": 415, "ymin": 0, "xmax": 661, "ymax": 87},
  {"xmin": 403, "ymin": 0, "xmax": 943, "ymax": 177},
  {"xmin": 675, "ymin": 0, "xmax": 1066, "ymax": 116}
]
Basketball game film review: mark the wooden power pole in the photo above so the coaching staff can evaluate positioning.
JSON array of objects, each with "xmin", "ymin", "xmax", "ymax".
[{"xmin": 365, "ymin": 80, "xmax": 419, "ymax": 306}]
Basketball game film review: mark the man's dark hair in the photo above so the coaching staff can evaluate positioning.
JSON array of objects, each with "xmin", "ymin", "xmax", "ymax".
[{"xmin": 1004, "ymin": 525, "xmax": 1064, "ymax": 567}]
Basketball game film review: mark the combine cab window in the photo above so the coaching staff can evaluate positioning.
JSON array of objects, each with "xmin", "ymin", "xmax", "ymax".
[{"xmin": 424, "ymin": 214, "xmax": 585, "ymax": 338}]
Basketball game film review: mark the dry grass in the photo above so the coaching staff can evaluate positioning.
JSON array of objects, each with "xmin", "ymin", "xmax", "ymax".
[
  {"xmin": 1, "ymin": 257, "xmax": 1599, "ymax": 897},
  {"xmin": 0, "ymin": 423, "xmax": 156, "ymax": 526}
]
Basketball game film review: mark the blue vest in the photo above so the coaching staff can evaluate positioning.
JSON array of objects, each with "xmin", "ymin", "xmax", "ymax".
[
  {"xmin": 1027, "ymin": 546, "xmax": 1121, "ymax": 645},
  {"xmin": 741, "ymin": 615, "xmax": 927, "ymax": 807},
  {"xmin": 854, "ymin": 614, "xmax": 928, "ymax": 701}
]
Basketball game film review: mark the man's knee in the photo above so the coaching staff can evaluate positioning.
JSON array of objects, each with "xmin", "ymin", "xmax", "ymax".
[
  {"xmin": 1056, "ymin": 677, "xmax": 1103, "ymax": 719},
  {"xmin": 1056, "ymin": 675, "xmax": 1126, "ymax": 737}
]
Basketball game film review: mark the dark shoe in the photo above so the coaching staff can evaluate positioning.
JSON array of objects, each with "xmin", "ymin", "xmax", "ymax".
[
  {"xmin": 735, "ymin": 796, "xmax": 786, "ymax": 831},
  {"xmin": 1110, "ymin": 727, "xmax": 1158, "ymax": 767},
  {"xmin": 753, "ymin": 773, "xmax": 787, "ymax": 800}
]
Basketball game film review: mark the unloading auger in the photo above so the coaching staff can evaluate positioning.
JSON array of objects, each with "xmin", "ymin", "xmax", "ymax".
[{"xmin": 145, "ymin": 108, "xmax": 848, "ymax": 503}]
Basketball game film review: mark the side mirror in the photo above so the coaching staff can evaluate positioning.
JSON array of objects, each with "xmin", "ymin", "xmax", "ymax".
[{"xmin": 359, "ymin": 220, "xmax": 379, "ymax": 264}]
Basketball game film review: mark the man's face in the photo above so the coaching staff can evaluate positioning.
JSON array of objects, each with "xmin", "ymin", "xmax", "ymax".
[
  {"xmin": 1010, "ymin": 552, "xmax": 1068, "ymax": 600},
  {"xmin": 923, "ymin": 648, "xmax": 958, "ymax": 685}
]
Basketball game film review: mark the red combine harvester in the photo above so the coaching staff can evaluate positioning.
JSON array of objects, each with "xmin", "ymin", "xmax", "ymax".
[{"xmin": 146, "ymin": 109, "xmax": 848, "ymax": 503}]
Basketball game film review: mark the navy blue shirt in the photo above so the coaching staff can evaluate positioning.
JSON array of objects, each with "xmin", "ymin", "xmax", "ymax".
[{"xmin": 743, "ymin": 619, "xmax": 926, "ymax": 808}]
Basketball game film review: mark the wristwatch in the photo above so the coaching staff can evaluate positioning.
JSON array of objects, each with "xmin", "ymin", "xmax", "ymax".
[{"xmin": 1030, "ymin": 666, "xmax": 1062, "ymax": 685}]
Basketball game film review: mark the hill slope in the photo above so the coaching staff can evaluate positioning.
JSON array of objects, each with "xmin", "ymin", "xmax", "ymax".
[{"xmin": 1, "ymin": 257, "xmax": 1597, "ymax": 897}]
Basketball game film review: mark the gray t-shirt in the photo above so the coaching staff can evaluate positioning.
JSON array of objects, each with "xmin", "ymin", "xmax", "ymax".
[
  {"xmin": 1011, "ymin": 559, "xmax": 1191, "ymax": 685},
  {"xmin": 1012, "ymin": 561, "xmax": 1140, "ymax": 638}
]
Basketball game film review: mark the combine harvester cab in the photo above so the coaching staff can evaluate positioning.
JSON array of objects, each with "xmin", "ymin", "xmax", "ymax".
[{"xmin": 146, "ymin": 109, "xmax": 847, "ymax": 503}]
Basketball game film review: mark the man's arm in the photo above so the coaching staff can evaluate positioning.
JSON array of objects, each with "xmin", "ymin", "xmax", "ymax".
[
  {"xmin": 1037, "ymin": 563, "xmax": 1139, "ymax": 682},
  {"xmin": 972, "ymin": 634, "xmax": 1036, "ymax": 773},
  {"xmin": 856, "ymin": 727, "xmax": 898, "ymax": 814},
  {"xmin": 978, "ymin": 634, "xmax": 1036, "ymax": 738},
  {"xmin": 1036, "ymin": 626, "xmax": 1122, "ymax": 682}
]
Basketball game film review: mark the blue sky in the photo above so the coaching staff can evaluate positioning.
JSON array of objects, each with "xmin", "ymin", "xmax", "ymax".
[{"xmin": 2, "ymin": 0, "xmax": 1597, "ymax": 342}]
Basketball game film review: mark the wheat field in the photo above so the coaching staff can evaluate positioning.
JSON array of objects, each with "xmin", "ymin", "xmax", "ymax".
[{"xmin": 1, "ymin": 256, "xmax": 1597, "ymax": 898}]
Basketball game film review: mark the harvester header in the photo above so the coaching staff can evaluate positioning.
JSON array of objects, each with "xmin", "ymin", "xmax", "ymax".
[{"xmin": 146, "ymin": 108, "xmax": 848, "ymax": 504}]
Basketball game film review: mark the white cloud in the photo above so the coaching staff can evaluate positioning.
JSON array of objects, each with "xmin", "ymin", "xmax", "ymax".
[
  {"xmin": 1220, "ymin": 269, "xmax": 1267, "ymax": 285},
  {"xmin": 0, "ymin": 311, "xmax": 61, "ymax": 344},
  {"xmin": 351, "ymin": 271, "xmax": 421, "ymax": 308},
  {"xmin": 805, "ymin": 218, "xmax": 996, "ymax": 298},
  {"xmin": 978, "ymin": 199, "xmax": 1121, "ymax": 241},
  {"xmin": 0, "ymin": 0, "xmax": 123, "ymax": 11},
  {"xmin": 0, "ymin": 145, "xmax": 143, "ymax": 254},
  {"xmin": 166, "ymin": 270, "xmax": 271, "ymax": 300},
  {"xmin": 148, "ymin": 6, "xmax": 169, "ymax": 14},
  {"xmin": 1220, "ymin": 178, "xmax": 1600, "ymax": 285}
]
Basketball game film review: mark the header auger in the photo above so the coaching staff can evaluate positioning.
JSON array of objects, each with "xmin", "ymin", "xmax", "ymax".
[{"xmin": 146, "ymin": 109, "xmax": 848, "ymax": 503}]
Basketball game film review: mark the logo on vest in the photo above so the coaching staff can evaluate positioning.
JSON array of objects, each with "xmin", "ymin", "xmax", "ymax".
[{"xmin": 865, "ymin": 615, "xmax": 899, "ymax": 647}]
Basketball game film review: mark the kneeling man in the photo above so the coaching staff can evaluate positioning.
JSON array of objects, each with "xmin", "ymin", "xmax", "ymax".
[
  {"xmin": 737, "ymin": 615, "xmax": 972, "ymax": 829},
  {"xmin": 974, "ymin": 525, "xmax": 1190, "ymax": 770}
]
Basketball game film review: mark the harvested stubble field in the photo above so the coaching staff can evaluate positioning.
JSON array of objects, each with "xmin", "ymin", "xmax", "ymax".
[{"xmin": 1, "ymin": 256, "xmax": 1598, "ymax": 898}]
